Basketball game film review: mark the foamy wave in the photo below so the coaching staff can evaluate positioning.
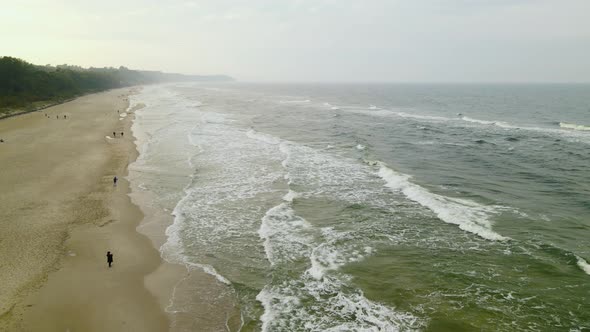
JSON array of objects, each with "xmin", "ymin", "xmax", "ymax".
[
  {"xmin": 461, "ymin": 116, "xmax": 511, "ymax": 128},
  {"xmin": 199, "ymin": 111, "xmax": 227, "ymax": 124},
  {"xmin": 246, "ymin": 129, "xmax": 281, "ymax": 145},
  {"xmin": 162, "ymin": 178, "xmax": 234, "ymax": 286},
  {"xmin": 323, "ymin": 102, "xmax": 340, "ymax": 110},
  {"xmin": 257, "ymin": 273, "xmax": 423, "ymax": 331},
  {"xmin": 258, "ymin": 203, "xmax": 312, "ymax": 266},
  {"xmin": 307, "ymin": 229, "xmax": 374, "ymax": 280},
  {"xmin": 352, "ymin": 108, "xmax": 451, "ymax": 121},
  {"xmin": 369, "ymin": 105, "xmax": 380, "ymax": 110},
  {"xmin": 377, "ymin": 163, "xmax": 508, "ymax": 241},
  {"xmin": 575, "ymin": 256, "xmax": 590, "ymax": 276},
  {"xmin": 280, "ymin": 99, "xmax": 311, "ymax": 104},
  {"xmin": 105, "ymin": 136, "xmax": 114, "ymax": 140},
  {"xmin": 560, "ymin": 122, "xmax": 590, "ymax": 131},
  {"xmin": 356, "ymin": 144, "xmax": 366, "ymax": 151},
  {"xmin": 350, "ymin": 109, "xmax": 590, "ymax": 144},
  {"xmin": 461, "ymin": 116, "xmax": 495, "ymax": 125},
  {"xmin": 395, "ymin": 111, "xmax": 450, "ymax": 121},
  {"xmin": 283, "ymin": 190, "xmax": 300, "ymax": 202},
  {"xmin": 186, "ymin": 262, "xmax": 231, "ymax": 285}
]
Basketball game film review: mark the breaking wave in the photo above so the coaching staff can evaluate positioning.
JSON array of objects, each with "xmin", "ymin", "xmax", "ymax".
[
  {"xmin": 376, "ymin": 162, "xmax": 508, "ymax": 241},
  {"xmin": 559, "ymin": 122, "xmax": 590, "ymax": 131}
]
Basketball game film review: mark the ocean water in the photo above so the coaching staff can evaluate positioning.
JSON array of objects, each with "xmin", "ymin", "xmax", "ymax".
[{"xmin": 128, "ymin": 83, "xmax": 590, "ymax": 331}]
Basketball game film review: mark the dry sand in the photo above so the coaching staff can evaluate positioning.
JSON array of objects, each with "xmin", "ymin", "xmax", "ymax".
[{"xmin": 0, "ymin": 89, "xmax": 169, "ymax": 331}]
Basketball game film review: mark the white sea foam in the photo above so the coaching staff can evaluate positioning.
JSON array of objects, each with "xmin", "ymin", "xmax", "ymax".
[
  {"xmin": 258, "ymin": 203, "xmax": 312, "ymax": 265},
  {"xmin": 258, "ymin": 216, "xmax": 419, "ymax": 330},
  {"xmin": 280, "ymin": 99, "xmax": 311, "ymax": 104},
  {"xmin": 369, "ymin": 105, "xmax": 380, "ymax": 110},
  {"xmin": 186, "ymin": 262, "xmax": 231, "ymax": 285},
  {"xmin": 461, "ymin": 116, "xmax": 511, "ymax": 128},
  {"xmin": 461, "ymin": 116, "xmax": 495, "ymax": 125},
  {"xmin": 377, "ymin": 163, "xmax": 508, "ymax": 241},
  {"xmin": 257, "ymin": 273, "xmax": 423, "ymax": 332},
  {"xmin": 356, "ymin": 144, "xmax": 366, "ymax": 151},
  {"xmin": 246, "ymin": 128, "xmax": 281, "ymax": 145},
  {"xmin": 283, "ymin": 190, "xmax": 300, "ymax": 202},
  {"xmin": 395, "ymin": 111, "xmax": 449, "ymax": 121},
  {"xmin": 306, "ymin": 228, "xmax": 375, "ymax": 280},
  {"xmin": 105, "ymin": 136, "xmax": 113, "ymax": 140},
  {"xmin": 575, "ymin": 256, "xmax": 590, "ymax": 276},
  {"xmin": 348, "ymin": 108, "xmax": 589, "ymax": 144},
  {"xmin": 324, "ymin": 102, "xmax": 341, "ymax": 110},
  {"xmin": 560, "ymin": 122, "xmax": 590, "ymax": 131}
]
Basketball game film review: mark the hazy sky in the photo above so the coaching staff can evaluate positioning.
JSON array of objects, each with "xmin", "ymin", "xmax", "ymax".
[{"xmin": 2, "ymin": 0, "xmax": 590, "ymax": 82}]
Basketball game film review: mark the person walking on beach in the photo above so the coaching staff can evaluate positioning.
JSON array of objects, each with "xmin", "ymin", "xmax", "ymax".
[
  {"xmin": 106, "ymin": 251, "xmax": 114, "ymax": 268},
  {"xmin": 113, "ymin": 176, "xmax": 118, "ymax": 186},
  {"xmin": 113, "ymin": 131, "xmax": 116, "ymax": 137},
  {"xmin": 121, "ymin": 132, "xmax": 124, "ymax": 137}
]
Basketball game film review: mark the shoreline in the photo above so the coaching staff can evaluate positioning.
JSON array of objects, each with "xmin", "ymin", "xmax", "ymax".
[
  {"xmin": 127, "ymin": 89, "xmax": 244, "ymax": 331},
  {"xmin": 0, "ymin": 89, "xmax": 170, "ymax": 331}
]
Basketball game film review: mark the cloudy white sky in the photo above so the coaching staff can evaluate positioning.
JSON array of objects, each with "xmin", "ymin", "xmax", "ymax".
[{"xmin": 2, "ymin": 0, "xmax": 589, "ymax": 82}]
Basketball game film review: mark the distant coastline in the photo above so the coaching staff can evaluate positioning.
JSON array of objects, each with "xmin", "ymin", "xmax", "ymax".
[{"xmin": 0, "ymin": 56, "xmax": 234, "ymax": 118}]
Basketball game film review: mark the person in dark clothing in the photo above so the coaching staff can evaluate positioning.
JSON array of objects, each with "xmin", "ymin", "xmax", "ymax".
[
  {"xmin": 121, "ymin": 132, "xmax": 124, "ymax": 137},
  {"xmin": 113, "ymin": 132, "xmax": 116, "ymax": 137},
  {"xmin": 113, "ymin": 176, "xmax": 118, "ymax": 186},
  {"xmin": 106, "ymin": 251, "xmax": 114, "ymax": 267}
]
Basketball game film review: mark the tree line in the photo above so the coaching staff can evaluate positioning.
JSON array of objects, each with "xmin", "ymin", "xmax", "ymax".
[{"xmin": 0, "ymin": 56, "xmax": 233, "ymax": 113}]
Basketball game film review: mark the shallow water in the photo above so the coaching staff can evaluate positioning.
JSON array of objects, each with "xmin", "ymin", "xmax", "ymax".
[{"xmin": 128, "ymin": 83, "xmax": 590, "ymax": 331}]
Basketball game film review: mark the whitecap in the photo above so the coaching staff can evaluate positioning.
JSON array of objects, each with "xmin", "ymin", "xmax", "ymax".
[
  {"xmin": 186, "ymin": 261, "xmax": 232, "ymax": 285},
  {"xmin": 283, "ymin": 190, "xmax": 300, "ymax": 202},
  {"xmin": 575, "ymin": 255, "xmax": 590, "ymax": 276},
  {"xmin": 280, "ymin": 99, "xmax": 311, "ymax": 104},
  {"xmin": 560, "ymin": 122, "xmax": 590, "ymax": 131},
  {"xmin": 246, "ymin": 128, "xmax": 281, "ymax": 145},
  {"xmin": 376, "ymin": 162, "xmax": 508, "ymax": 241},
  {"xmin": 258, "ymin": 203, "xmax": 312, "ymax": 266}
]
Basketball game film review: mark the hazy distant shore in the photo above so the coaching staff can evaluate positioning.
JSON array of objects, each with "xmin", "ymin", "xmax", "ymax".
[
  {"xmin": 0, "ymin": 89, "xmax": 169, "ymax": 331},
  {"xmin": 0, "ymin": 56, "xmax": 235, "ymax": 120}
]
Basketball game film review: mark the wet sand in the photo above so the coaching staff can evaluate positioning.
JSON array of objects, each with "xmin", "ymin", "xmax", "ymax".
[{"xmin": 0, "ymin": 89, "xmax": 169, "ymax": 331}]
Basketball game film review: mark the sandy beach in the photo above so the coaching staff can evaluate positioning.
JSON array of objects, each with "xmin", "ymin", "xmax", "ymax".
[{"xmin": 0, "ymin": 89, "xmax": 169, "ymax": 331}]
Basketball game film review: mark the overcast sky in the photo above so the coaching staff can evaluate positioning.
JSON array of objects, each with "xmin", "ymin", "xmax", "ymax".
[{"xmin": 2, "ymin": 0, "xmax": 590, "ymax": 82}]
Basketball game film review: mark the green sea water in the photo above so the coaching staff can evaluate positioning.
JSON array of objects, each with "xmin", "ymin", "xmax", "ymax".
[{"xmin": 129, "ymin": 83, "xmax": 590, "ymax": 331}]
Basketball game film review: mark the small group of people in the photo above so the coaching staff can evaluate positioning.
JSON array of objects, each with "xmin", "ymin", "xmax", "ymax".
[
  {"xmin": 44, "ymin": 113, "xmax": 67, "ymax": 119},
  {"xmin": 112, "ymin": 131, "xmax": 124, "ymax": 137}
]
